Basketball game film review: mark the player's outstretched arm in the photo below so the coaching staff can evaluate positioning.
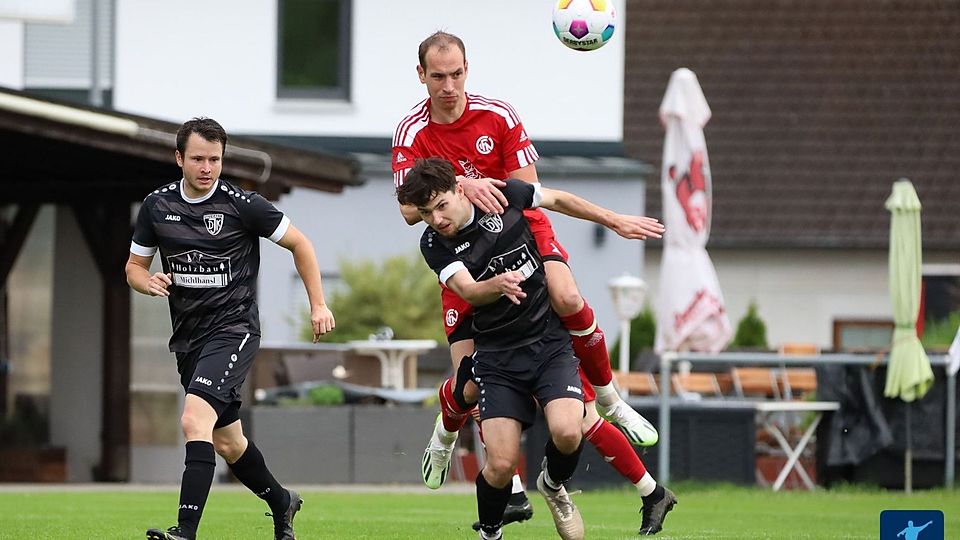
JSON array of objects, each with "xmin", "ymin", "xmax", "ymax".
[
  {"xmin": 446, "ymin": 269, "xmax": 527, "ymax": 306},
  {"xmin": 277, "ymin": 224, "xmax": 335, "ymax": 342},
  {"xmin": 539, "ymin": 187, "xmax": 665, "ymax": 241},
  {"xmin": 125, "ymin": 253, "xmax": 171, "ymax": 297}
]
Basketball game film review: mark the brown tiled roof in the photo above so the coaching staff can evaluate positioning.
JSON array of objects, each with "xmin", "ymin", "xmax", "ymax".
[{"xmin": 623, "ymin": 0, "xmax": 960, "ymax": 249}]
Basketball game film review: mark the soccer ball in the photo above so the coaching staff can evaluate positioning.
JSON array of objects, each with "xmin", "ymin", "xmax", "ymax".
[{"xmin": 552, "ymin": 0, "xmax": 616, "ymax": 51}]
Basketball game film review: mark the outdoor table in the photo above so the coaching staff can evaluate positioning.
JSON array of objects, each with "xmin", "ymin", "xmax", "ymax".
[
  {"xmin": 347, "ymin": 339, "xmax": 437, "ymax": 390},
  {"xmin": 754, "ymin": 400, "xmax": 840, "ymax": 491}
]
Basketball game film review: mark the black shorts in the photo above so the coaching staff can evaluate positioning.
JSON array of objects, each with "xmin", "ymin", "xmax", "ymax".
[
  {"xmin": 472, "ymin": 322, "xmax": 583, "ymax": 428},
  {"xmin": 177, "ymin": 332, "xmax": 259, "ymax": 429}
]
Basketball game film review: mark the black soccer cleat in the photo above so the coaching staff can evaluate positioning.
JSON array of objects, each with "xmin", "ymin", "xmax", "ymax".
[
  {"xmin": 638, "ymin": 487, "xmax": 677, "ymax": 535},
  {"xmin": 145, "ymin": 526, "xmax": 191, "ymax": 540},
  {"xmin": 267, "ymin": 488, "xmax": 303, "ymax": 540},
  {"xmin": 471, "ymin": 497, "xmax": 535, "ymax": 531}
]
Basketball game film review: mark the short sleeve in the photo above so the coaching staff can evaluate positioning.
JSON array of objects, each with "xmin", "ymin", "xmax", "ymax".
[
  {"xmin": 501, "ymin": 180, "xmax": 540, "ymax": 210},
  {"xmin": 392, "ymin": 145, "xmax": 422, "ymax": 188},
  {"xmin": 130, "ymin": 198, "xmax": 158, "ymax": 257},
  {"xmin": 236, "ymin": 191, "xmax": 288, "ymax": 242},
  {"xmin": 420, "ymin": 229, "xmax": 463, "ymax": 286}
]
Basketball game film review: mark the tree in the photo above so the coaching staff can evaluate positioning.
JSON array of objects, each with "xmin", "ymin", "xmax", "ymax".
[
  {"xmin": 730, "ymin": 300, "xmax": 768, "ymax": 349},
  {"xmin": 300, "ymin": 252, "xmax": 445, "ymax": 343}
]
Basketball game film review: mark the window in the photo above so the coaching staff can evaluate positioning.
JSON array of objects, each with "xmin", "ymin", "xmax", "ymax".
[
  {"xmin": 832, "ymin": 319, "xmax": 895, "ymax": 352},
  {"xmin": 277, "ymin": 0, "xmax": 351, "ymax": 100}
]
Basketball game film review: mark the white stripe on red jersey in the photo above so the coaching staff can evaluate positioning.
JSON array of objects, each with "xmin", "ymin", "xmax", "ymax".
[
  {"xmin": 392, "ymin": 99, "xmax": 430, "ymax": 148},
  {"xmin": 468, "ymin": 94, "xmax": 521, "ymax": 126}
]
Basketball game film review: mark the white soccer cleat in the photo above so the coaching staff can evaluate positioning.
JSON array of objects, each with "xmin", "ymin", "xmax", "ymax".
[
  {"xmin": 599, "ymin": 399, "xmax": 659, "ymax": 447},
  {"xmin": 536, "ymin": 470, "xmax": 584, "ymax": 540},
  {"xmin": 421, "ymin": 415, "xmax": 455, "ymax": 489}
]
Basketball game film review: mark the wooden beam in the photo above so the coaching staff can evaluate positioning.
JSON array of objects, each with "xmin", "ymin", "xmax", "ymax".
[{"xmin": 0, "ymin": 204, "xmax": 40, "ymax": 283}]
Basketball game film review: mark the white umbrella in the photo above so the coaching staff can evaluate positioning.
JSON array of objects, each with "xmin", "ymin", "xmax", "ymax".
[{"xmin": 654, "ymin": 68, "xmax": 732, "ymax": 354}]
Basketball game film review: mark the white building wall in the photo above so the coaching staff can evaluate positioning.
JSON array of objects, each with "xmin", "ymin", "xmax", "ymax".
[
  {"xmin": 643, "ymin": 247, "xmax": 959, "ymax": 350},
  {"xmin": 113, "ymin": 0, "xmax": 624, "ymax": 141},
  {"xmin": 0, "ymin": 20, "xmax": 24, "ymax": 88}
]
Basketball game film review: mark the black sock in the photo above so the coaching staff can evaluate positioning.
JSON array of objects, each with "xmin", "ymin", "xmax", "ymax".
[
  {"xmin": 476, "ymin": 472, "xmax": 511, "ymax": 533},
  {"xmin": 544, "ymin": 438, "xmax": 584, "ymax": 488},
  {"xmin": 642, "ymin": 484, "xmax": 665, "ymax": 505},
  {"xmin": 508, "ymin": 491, "xmax": 528, "ymax": 505},
  {"xmin": 177, "ymin": 441, "xmax": 216, "ymax": 539},
  {"xmin": 228, "ymin": 440, "xmax": 289, "ymax": 514}
]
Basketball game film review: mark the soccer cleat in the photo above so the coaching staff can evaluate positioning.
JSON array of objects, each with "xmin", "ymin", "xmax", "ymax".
[
  {"xmin": 471, "ymin": 497, "xmax": 535, "ymax": 531},
  {"xmin": 536, "ymin": 471, "xmax": 584, "ymax": 540},
  {"xmin": 266, "ymin": 488, "xmax": 303, "ymax": 540},
  {"xmin": 638, "ymin": 487, "xmax": 678, "ymax": 535},
  {"xmin": 421, "ymin": 415, "xmax": 455, "ymax": 489},
  {"xmin": 599, "ymin": 399, "xmax": 659, "ymax": 447},
  {"xmin": 145, "ymin": 526, "xmax": 191, "ymax": 540}
]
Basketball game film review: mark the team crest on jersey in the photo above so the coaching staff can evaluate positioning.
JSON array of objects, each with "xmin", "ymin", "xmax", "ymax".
[
  {"xmin": 477, "ymin": 213, "xmax": 503, "ymax": 233},
  {"xmin": 475, "ymin": 135, "xmax": 494, "ymax": 155},
  {"xmin": 203, "ymin": 213, "xmax": 224, "ymax": 236},
  {"xmin": 445, "ymin": 309, "xmax": 459, "ymax": 327}
]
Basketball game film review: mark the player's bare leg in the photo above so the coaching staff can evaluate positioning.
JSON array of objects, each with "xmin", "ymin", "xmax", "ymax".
[{"xmin": 545, "ymin": 260, "xmax": 658, "ymax": 447}]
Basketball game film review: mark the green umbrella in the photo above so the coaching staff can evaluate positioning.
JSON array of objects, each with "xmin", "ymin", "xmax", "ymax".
[{"xmin": 883, "ymin": 178, "xmax": 934, "ymax": 493}]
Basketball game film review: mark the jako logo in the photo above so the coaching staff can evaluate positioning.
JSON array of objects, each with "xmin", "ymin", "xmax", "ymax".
[
  {"xmin": 179, "ymin": 504, "xmax": 199, "ymax": 511},
  {"xmin": 194, "ymin": 376, "xmax": 212, "ymax": 386},
  {"xmin": 566, "ymin": 386, "xmax": 583, "ymax": 395},
  {"xmin": 164, "ymin": 214, "xmax": 181, "ymax": 221},
  {"xmin": 455, "ymin": 241, "xmax": 471, "ymax": 254}
]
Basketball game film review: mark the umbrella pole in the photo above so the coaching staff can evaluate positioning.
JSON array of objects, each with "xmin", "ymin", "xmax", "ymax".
[{"xmin": 905, "ymin": 402, "xmax": 913, "ymax": 494}]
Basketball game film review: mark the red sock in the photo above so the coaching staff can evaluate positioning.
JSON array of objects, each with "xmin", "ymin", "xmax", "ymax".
[
  {"xmin": 560, "ymin": 303, "xmax": 614, "ymax": 386},
  {"xmin": 438, "ymin": 377, "xmax": 473, "ymax": 433},
  {"xmin": 585, "ymin": 418, "xmax": 646, "ymax": 483}
]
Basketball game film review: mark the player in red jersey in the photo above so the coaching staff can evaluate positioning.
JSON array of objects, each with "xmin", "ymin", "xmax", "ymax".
[{"xmin": 392, "ymin": 32, "xmax": 675, "ymax": 536}]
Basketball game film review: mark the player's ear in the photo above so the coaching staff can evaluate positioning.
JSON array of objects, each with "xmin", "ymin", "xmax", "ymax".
[
  {"xmin": 417, "ymin": 64, "xmax": 426, "ymax": 84},
  {"xmin": 175, "ymin": 150, "xmax": 183, "ymax": 167},
  {"xmin": 463, "ymin": 59, "xmax": 469, "ymax": 76}
]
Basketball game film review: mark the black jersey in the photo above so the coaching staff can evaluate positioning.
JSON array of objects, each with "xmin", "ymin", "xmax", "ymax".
[
  {"xmin": 130, "ymin": 178, "xmax": 288, "ymax": 353},
  {"xmin": 421, "ymin": 180, "xmax": 551, "ymax": 351}
]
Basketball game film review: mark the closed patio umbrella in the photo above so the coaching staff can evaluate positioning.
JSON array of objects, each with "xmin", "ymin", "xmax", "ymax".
[{"xmin": 883, "ymin": 178, "xmax": 934, "ymax": 493}]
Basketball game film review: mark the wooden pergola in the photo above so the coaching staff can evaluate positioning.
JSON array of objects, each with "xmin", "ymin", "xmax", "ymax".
[{"xmin": 0, "ymin": 87, "xmax": 362, "ymax": 481}]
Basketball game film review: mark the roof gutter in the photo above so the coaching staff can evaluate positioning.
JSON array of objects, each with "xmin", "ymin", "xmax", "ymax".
[{"xmin": 0, "ymin": 92, "xmax": 271, "ymax": 183}]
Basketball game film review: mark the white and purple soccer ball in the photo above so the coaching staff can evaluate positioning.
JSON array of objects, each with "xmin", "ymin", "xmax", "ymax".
[{"xmin": 552, "ymin": 0, "xmax": 616, "ymax": 51}]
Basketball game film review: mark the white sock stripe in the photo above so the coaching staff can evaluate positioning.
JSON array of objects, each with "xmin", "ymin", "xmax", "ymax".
[{"xmin": 568, "ymin": 320, "xmax": 598, "ymax": 337}]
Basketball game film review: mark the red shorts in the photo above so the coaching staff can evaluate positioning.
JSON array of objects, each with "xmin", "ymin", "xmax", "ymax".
[
  {"xmin": 578, "ymin": 367, "xmax": 597, "ymax": 402},
  {"xmin": 440, "ymin": 208, "xmax": 570, "ymax": 339}
]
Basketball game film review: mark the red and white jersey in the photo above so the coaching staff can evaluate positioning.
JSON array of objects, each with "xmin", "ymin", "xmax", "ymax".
[{"xmin": 391, "ymin": 92, "xmax": 539, "ymax": 187}]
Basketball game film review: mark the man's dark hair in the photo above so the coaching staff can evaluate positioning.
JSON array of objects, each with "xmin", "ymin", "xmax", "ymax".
[
  {"xmin": 176, "ymin": 117, "xmax": 228, "ymax": 155},
  {"xmin": 418, "ymin": 31, "xmax": 466, "ymax": 69},
  {"xmin": 396, "ymin": 157, "xmax": 458, "ymax": 207}
]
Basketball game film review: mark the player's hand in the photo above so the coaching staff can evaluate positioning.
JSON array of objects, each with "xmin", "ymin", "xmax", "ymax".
[
  {"xmin": 311, "ymin": 304, "xmax": 335, "ymax": 342},
  {"xmin": 459, "ymin": 176, "xmax": 508, "ymax": 214},
  {"xmin": 146, "ymin": 272, "xmax": 172, "ymax": 297},
  {"xmin": 610, "ymin": 215, "xmax": 665, "ymax": 241},
  {"xmin": 494, "ymin": 271, "xmax": 527, "ymax": 304}
]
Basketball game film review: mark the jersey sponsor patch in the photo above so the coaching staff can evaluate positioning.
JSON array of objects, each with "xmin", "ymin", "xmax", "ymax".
[
  {"xmin": 167, "ymin": 250, "xmax": 231, "ymax": 288},
  {"xmin": 203, "ymin": 213, "xmax": 224, "ymax": 236},
  {"xmin": 478, "ymin": 244, "xmax": 539, "ymax": 281}
]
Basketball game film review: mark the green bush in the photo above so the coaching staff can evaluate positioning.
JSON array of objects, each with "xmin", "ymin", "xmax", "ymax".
[
  {"xmin": 730, "ymin": 301, "xmax": 768, "ymax": 349},
  {"xmin": 307, "ymin": 384, "xmax": 345, "ymax": 406},
  {"xmin": 300, "ymin": 252, "xmax": 445, "ymax": 343},
  {"xmin": 921, "ymin": 311, "xmax": 960, "ymax": 349},
  {"xmin": 608, "ymin": 306, "xmax": 656, "ymax": 371}
]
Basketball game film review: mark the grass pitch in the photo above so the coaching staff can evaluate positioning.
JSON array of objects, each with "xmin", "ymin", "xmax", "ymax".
[{"xmin": 0, "ymin": 482, "xmax": 956, "ymax": 539}]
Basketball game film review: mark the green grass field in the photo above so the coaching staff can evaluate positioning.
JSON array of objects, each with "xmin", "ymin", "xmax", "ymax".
[{"xmin": 0, "ymin": 482, "xmax": 955, "ymax": 539}]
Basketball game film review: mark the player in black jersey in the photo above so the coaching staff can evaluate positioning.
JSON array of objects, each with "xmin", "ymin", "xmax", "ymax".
[
  {"xmin": 126, "ymin": 117, "xmax": 334, "ymax": 540},
  {"xmin": 398, "ymin": 157, "xmax": 664, "ymax": 540}
]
